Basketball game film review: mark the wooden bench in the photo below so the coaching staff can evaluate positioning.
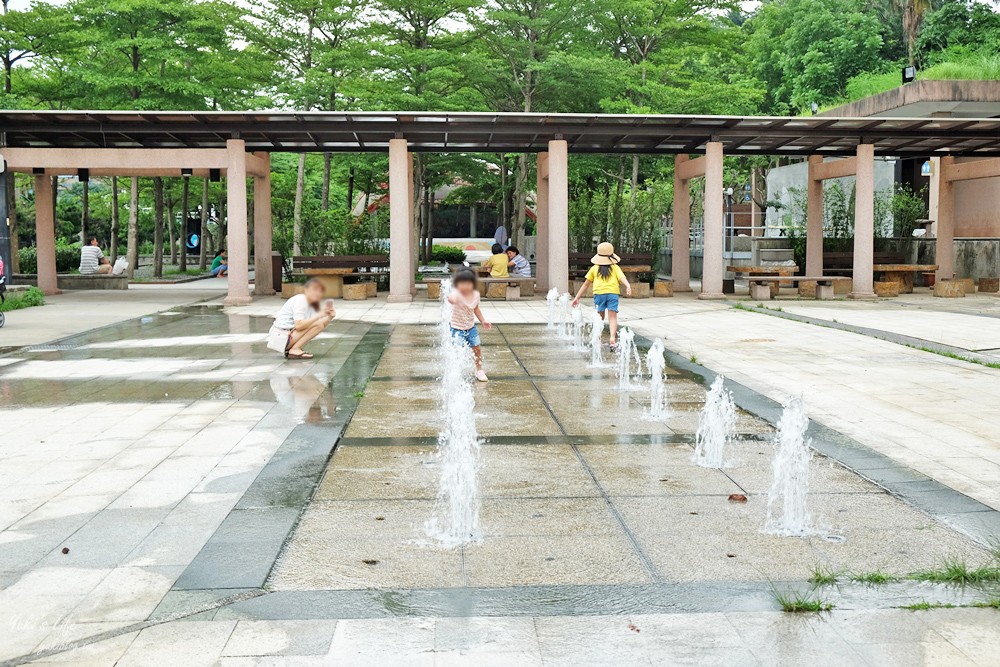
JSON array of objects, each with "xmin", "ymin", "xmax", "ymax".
[
  {"xmin": 746, "ymin": 276, "xmax": 852, "ymax": 301},
  {"xmin": 291, "ymin": 255, "xmax": 389, "ymax": 298},
  {"xmin": 823, "ymin": 252, "xmax": 904, "ymax": 276},
  {"xmin": 569, "ymin": 252, "xmax": 653, "ymax": 282},
  {"xmin": 473, "ymin": 266, "xmax": 536, "ymax": 296}
]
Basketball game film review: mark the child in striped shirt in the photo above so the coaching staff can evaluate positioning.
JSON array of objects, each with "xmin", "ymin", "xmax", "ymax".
[{"xmin": 448, "ymin": 268, "xmax": 492, "ymax": 382}]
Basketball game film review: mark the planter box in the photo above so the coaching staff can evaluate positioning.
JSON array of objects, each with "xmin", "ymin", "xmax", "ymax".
[
  {"xmin": 281, "ymin": 283, "xmax": 304, "ymax": 299},
  {"xmin": 628, "ymin": 282, "xmax": 650, "ymax": 299},
  {"xmin": 364, "ymin": 281, "xmax": 378, "ymax": 298},
  {"xmin": 957, "ymin": 277, "xmax": 976, "ymax": 294}
]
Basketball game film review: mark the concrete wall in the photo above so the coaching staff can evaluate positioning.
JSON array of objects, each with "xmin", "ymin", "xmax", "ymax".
[
  {"xmin": 911, "ymin": 238, "xmax": 1000, "ymax": 280},
  {"xmin": 953, "ymin": 158, "xmax": 1000, "ymax": 237},
  {"xmin": 660, "ymin": 249, "xmax": 703, "ymax": 279}
]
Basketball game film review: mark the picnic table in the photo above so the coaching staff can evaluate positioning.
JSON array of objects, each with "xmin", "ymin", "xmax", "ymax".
[
  {"xmin": 874, "ymin": 264, "xmax": 938, "ymax": 294},
  {"xmin": 728, "ymin": 264, "xmax": 799, "ymax": 296},
  {"xmin": 292, "ymin": 255, "xmax": 389, "ymax": 298},
  {"xmin": 745, "ymin": 275, "xmax": 852, "ymax": 301}
]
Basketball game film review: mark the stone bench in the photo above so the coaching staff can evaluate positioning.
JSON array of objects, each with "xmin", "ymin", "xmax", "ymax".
[
  {"xmin": 746, "ymin": 276, "xmax": 851, "ymax": 301},
  {"xmin": 14, "ymin": 273, "xmax": 128, "ymax": 290},
  {"xmin": 426, "ymin": 276, "xmax": 535, "ymax": 301}
]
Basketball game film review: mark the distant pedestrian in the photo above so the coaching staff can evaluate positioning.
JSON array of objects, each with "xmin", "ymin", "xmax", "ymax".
[
  {"xmin": 571, "ymin": 242, "xmax": 632, "ymax": 351},
  {"xmin": 506, "ymin": 246, "xmax": 531, "ymax": 277}
]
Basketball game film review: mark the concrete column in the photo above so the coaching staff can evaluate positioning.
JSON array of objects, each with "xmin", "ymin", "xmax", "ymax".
[
  {"xmin": 806, "ymin": 155, "xmax": 824, "ymax": 276},
  {"xmin": 34, "ymin": 174, "xmax": 59, "ymax": 295},
  {"xmin": 469, "ymin": 205, "xmax": 477, "ymax": 238},
  {"xmin": 252, "ymin": 152, "xmax": 274, "ymax": 296},
  {"xmin": 546, "ymin": 140, "xmax": 569, "ymax": 293},
  {"xmin": 671, "ymin": 155, "xmax": 691, "ymax": 292},
  {"xmin": 849, "ymin": 143, "xmax": 877, "ymax": 300},
  {"xmin": 936, "ymin": 156, "xmax": 956, "ymax": 282},
  {"xmin": 224, "ymin": 139, "xmax": 252, "ymax": 306},
  {"xmin": 535, "ymin": 151, "xmax": 549, "ymax": 291},
  {"xmin": 699, "ymin": 141, "xmax": 725, "ymax": 299},
  {"xmin": 388, "ymin": 138, "xmax": 413, "ymax": 302},
  {"xmin": 408, "ymin": 151, "xmax": 415, "ymax": 296}
]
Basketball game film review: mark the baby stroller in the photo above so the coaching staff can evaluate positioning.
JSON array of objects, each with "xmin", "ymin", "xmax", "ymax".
[{"xmin": 0, "ymin": 256, "xmax": 6, "ymax": 328}]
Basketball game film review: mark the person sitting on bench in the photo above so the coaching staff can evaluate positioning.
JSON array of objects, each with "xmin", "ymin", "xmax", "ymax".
[
  {"xmin": 79, "ymin": 237, "xmax": 112, "ymax": 275},
  {"xmin": 267, "ymin": 278, "xmax": 335, "ymax": 360},
  {"xmin": 506, "ymin": 245, "xmax": 531, "ymax": 278},
  {"xmin": 482, "ymin": 243, "xmax": 509, "ymax": 278}
]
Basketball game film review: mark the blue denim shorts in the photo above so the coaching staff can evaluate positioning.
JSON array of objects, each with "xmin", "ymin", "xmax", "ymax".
[
  {"xmin": 594, "ymin": 293, "xmax": 620, "ymax": 313},
  {"xmin": 450, "ymin": 326, "xmax": 481, "ymax": 347}
]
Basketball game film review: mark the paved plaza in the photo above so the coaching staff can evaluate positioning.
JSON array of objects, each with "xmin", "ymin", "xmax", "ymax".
[{"xmin": 2, "ymin": 286, "xmax": 1000, "ymax": 665}]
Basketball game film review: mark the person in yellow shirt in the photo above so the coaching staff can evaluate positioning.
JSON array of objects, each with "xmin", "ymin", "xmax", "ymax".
[
  {"xmin": 571, "ymin": 242, "xmax": 632, "ymax": 351},
  {"xmin": 482, "ymin": 243, "xmax": 509, "ymax": 278}
]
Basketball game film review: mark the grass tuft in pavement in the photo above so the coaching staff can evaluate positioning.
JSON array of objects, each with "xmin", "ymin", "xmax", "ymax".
[{"xmin": 850, "ymin": 570, "xmax": 897, "ymax": 585}]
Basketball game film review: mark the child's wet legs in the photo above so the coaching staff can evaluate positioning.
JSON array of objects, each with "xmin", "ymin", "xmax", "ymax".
[
  {"xmin": 608, "ymin": 310, "xmax": 619, "ymax": 344},
  {"xmin": 472, "ymin": 345, "xmax": 483, "ymax": 369}
]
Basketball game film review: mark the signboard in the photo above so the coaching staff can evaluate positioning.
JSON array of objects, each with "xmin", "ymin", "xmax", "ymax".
[{"xmin": 921, "ymin": 160, "xmax": 934, "ymax": 177}]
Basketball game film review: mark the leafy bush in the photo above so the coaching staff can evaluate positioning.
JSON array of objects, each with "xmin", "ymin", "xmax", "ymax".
[
  {"xmin": 17, "ymin": 241, "xmax": 81, "ymax": 274},
  {"xmin": 0, "ymin": 287, "xmax": 45, "ymax": 312},
  {"xmin": 429, "ymin": 245, "xmax": 467, "ymax": 264}
]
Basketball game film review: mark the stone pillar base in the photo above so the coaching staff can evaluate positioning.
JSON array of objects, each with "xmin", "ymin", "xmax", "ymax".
[
  {"xmin": 847, "ymin": 291, "xmax": 877, "ymax": 300},
  {"xmin": 386, "ymin": 294, "xmax": 413, "ymax": 304},
  {"xmin": 698, "ymin": 292, "xmax": 726, "ymax": 300},
  {"xmin": 223, "ymin": 296, "xmax": 253, "ymax": 307}
]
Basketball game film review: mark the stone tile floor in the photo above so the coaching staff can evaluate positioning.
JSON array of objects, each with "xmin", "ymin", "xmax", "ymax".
[{"xmin": 2, "ymin": 289, "xmax": 1000, "ymax": 665}]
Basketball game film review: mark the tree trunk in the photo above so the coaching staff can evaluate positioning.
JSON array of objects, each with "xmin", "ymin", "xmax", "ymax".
[
  {"xmin": 8, "ymin": 174, "xmax": 18, "ymax": 272},
  {"xmin": 218, "ymin": 193, "xmax": 226, "ymax": 250},
  {"xmin": 110, "ymin": 176, "xmax": 120, "ymax": 262},
  {"xmin": 512, "ymin": 154, "xmax": 528, "ymax": 247},
  {"xmin": 126, "ymin": 177, "xmax": 139, "ymax": 279},
  {"xmin": 81, "ymin": 178, "xmax": 89, "ymax": 243},
  {"xmin": 346, "ymin": 165, "xmax": 355, "ymax": 211},
  {"xmin": 180, "ymin": 177, "xmax": 189, "ymax": 271},
  {"xmin": 293, "ymin": 153, "xmax": 305, "ymax": 254},
  {"xmin": 499, "ymin": 154, "xmax": 508, "ymax": 235},
  {"xmin": 426, "ymin": 187, "xmax": 435, "ymax": 262},
  {"xmin": 153, "ymin": 176, "xmax": 164, "ymax": 277},
  {"xmin": 167, "ymin": 192, "xmax": 177, "ymax": 266},
  {"xmin": 321, "ymin": 152, "xmax": 331, "ymax": 211},
  {"xmin": 420, "ymin": 186, "xmax": 430, "ymax": 263},
  {"xmin": 199, "ymin": 178, "xmax": 209, "ymax": 270}
]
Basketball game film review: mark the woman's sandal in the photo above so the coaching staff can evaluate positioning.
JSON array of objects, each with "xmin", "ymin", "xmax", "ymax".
[{"xmin": 286, "ymin": 352, "xmax": 314, "ymax": 360}]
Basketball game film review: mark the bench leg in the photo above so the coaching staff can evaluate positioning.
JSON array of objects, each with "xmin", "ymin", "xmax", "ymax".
[
  {"xmin": 427, "ymin": 282, "xmax": 441, "ymax": 300},
  {"xmin": 815, "ymin": 283, "xmax": 834, "ymax": 300},
  {"xmin": 749, "ymin": 282, "xmax": 772, "ymax": 301},
  {"xmin": 505, "ymin": 285, "xmax": 521, "ymax": 301}
]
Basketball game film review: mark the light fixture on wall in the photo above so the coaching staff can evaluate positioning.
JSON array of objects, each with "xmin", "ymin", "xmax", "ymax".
[
  {"xmin": 902, "ymin": 66, "xmax": 916, "ymax": 83},
  {"xmin": 209, "ymin": 168, "xmax": 221, "ymax": 182},
  {"xmin": 181, "ymin": 168, "xmax": 192, "ymax": 178},
  {"xmin": 78, "ymin": 168, "xmax": 89, "ymax": 183}
]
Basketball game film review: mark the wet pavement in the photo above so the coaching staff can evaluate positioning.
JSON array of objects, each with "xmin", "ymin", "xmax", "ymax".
[{"xmin": 3, "ymin": 305, "xmax": 1000, "ymax": 666}]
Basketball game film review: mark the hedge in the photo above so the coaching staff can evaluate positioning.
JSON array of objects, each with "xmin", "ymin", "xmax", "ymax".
[{"xmin": 17, "ymin": 242, "xmax": 81, "ymax": 274}]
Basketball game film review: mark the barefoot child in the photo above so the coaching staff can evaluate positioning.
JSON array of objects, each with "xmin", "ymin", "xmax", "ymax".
[
  {"xmin": 571, "ymin": 242, "xmax": 632, "ymax": 351},
  {"xmin": 448, "ymin": 268, "xmax": 492, "ymax": 382}
]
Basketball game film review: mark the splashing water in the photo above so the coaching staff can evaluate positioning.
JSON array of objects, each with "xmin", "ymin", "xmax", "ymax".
[
  {"xmin": 693, "ymin": 376, "xmax": 735, "ymax": 468},
  {"xmin": 557, "ymin": 293, "xmax": 571, "ymax": 337},
  {"xmin": 615, "ymin": 327, "xmax": 642, "ymax": 391},
  {"xmin": 546, "ymin": 288, "xmax": 559, "ymax": 329},
  {"xmin": 569, "ymin": 305, "xmax": 587, "ymax": 351},
  {"xmin": 589, "ymin": 310, "xmax": 606, "ymax": 367},
  {"xmin": 645, "ymin": 339, "xmax": 669, "ymax": 420},
  {"xmin": 766, "ymin": 397, "xmax": 813, "ymax": 537},
  {"xmin": 425, "ymin": 283, "xmax": 482, "ymax": 547}
]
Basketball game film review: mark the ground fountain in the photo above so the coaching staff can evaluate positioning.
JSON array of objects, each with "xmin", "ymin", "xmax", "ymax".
[
  {"xmin": 425, "ymin": 282, "xmax": 482, "ymax": 547},
  {"xmin": 589, "ymin": 310, "xmax": 605, "ymax": 367},
  {"xmin": 615, "ymin": 327, "xmax": 642, "ymax": 391},
  {"xmin": 557, "ymin": 292, "xmax": 571, "ymax": 337},
  {"xmin": 569, "ymin": 304, "xmax": 586, "ymax": 351},
  {"xmin": 766, "ymin": 397, "xmax": 813, "ymax": 536},
  {"xmin": 645, "ymin": 339, "xmax": 669, "ymax": 420},
  {"xmin": 693, "ymin": 376, "xmax": 735, "ymax": 468},
  {"xmin": 546, "ymin": 288, "xmax": 559, "ymax": 329}
]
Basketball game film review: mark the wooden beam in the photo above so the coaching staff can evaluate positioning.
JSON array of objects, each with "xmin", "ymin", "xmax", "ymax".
[
  {"xmin": 810, "ymin": 157, "xmax": 857, "ymax": 181},
  {"xmin": 1, "ymin": 147, "xmax": 230, "ymax": 172},
  {"xmin": 942, "ymin": 156, "xmax": 1000, "ymax": 182},
  {"xmin": 675, "ymin": 155, "xmax": 706, "ymax": 182}
]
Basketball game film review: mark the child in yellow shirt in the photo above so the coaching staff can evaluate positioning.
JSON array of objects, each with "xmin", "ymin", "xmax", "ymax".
[
  {"xmin": 482, "ymin": 243, "xmax": 509, "ymax": 278},
  {"xmin": 571, "ymin": 242, "xmax": 632, "ymax": 351}
]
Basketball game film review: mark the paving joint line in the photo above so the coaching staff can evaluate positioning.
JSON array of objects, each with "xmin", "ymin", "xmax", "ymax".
[{"xmin": 496, "ymin": 325, "xmax": 662, "ymax": 583}]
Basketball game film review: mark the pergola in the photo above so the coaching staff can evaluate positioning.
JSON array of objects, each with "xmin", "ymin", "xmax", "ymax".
[{"xmin": 3, "ymin": 110, "xmax": 1000, "ymax": 304}]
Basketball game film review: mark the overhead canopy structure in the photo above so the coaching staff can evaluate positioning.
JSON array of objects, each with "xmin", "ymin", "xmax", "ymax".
[
  {"xmin": 2, "ymin": 110, "xmax": 1000, "ymax": 157},
  {"xmin": 4, "ymin": 110, "xmax": 1000, "ymax": 307}
]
